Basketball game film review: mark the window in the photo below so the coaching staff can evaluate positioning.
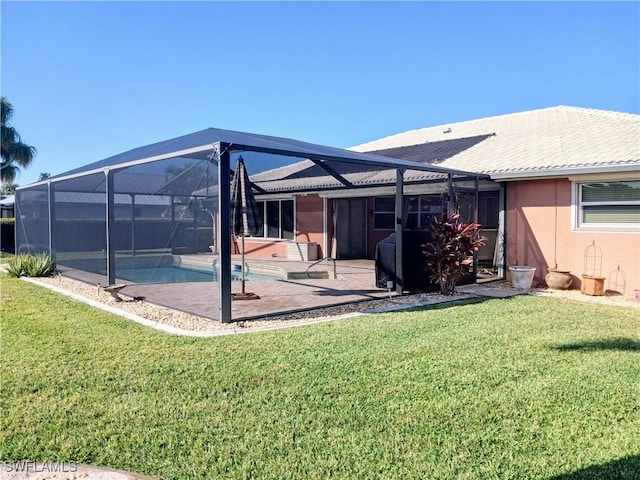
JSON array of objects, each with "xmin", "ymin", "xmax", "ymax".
[
  {"xmin": 406, "ymin": 195, "xmax": 444, "ymax": 229},
  {"xmin": 478, "ymin": 191, "xmax": 499, "ymax": 229},
  {"xmin": 374, "ymin": 197, "xmax": 395, "ymax": 230},
  {"xmin": 374, "ymin": 195, "xmax": 444, "ymax": 230},
  {"xmin": 578, "ymin": 180, "xmax": 640, "ymax": 227},
  {"xmin": 255, "ymin": 199, "xmax": 294, "ymax": 239}
]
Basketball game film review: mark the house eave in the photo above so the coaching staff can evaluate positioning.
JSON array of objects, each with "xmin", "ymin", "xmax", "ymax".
[{"xmin": 489, "ymin": 163, "xmax": 640, "ymax": 181}]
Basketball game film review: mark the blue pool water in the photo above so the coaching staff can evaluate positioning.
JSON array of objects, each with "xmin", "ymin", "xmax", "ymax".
[{"xmin": 116, "ymin": 266, "xmax": 278, "ymax": 284}]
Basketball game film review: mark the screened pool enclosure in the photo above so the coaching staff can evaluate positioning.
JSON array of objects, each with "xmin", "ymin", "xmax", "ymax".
[{"xmin": 15, "ymin": 128, "xmax": 488, "ymax": 322}]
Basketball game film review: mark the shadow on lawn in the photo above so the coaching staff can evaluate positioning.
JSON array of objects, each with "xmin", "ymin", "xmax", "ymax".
[
  {"xmin": 397, "ymin": 295, "xmax": 515, "ymax": 312},
  {"xmin": 547, "ymin": 455, "xmax": 640, "ymax": 480},
  {"xmin": 551, "ymin": 337, "xmax": 640, "ymax": 353}
]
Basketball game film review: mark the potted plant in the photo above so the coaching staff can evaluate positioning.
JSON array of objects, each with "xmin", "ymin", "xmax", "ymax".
[{"xmin": 421, "ymin": 213, "xmax": 486, "ymax": 295}]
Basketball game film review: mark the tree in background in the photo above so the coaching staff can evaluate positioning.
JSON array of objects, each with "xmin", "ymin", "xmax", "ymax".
[
  {"xmin": 1, "ymin": 97, "xmax": 36, "ymax": 183},
  {"xmin": 38, "ymin": 172, "xmax": 51, "ymax": 181},
  {"xmin": 0, "ymin": 182, "xmax": 17, "ymax": 195}
]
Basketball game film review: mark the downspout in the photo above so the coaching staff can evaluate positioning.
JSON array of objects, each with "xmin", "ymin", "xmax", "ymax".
[
  {"xmin": 497, "ymin": 183, "xmax": 506, "ymax": 279},
  {"xmin": 322, "ymin": 197, "xmax": 327, "ymax": 258},
  {"xmin": 553, "ymin": 180, "xmax": 558, "ymax": 269},
  {"xmin": 331, "ymin": 200, "xmax": 338, "ymax": 259}
]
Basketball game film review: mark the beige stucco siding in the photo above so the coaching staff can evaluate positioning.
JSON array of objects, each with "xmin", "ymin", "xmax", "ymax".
[{"xmin": 506, "ymin": 179, "xmax": 640, "ymax": 293}]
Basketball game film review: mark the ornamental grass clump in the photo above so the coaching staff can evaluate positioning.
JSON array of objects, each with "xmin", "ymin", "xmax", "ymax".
[
  {"xmin": 6, "ymin": 253, "xmax": 56, "ymax": 278},
  {"xmin": 421, "ymin": 213, "xmax": 485, "ymax": 295}
]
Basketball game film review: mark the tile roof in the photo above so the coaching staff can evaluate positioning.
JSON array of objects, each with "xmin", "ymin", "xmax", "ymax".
[
  {"xmin": 250, "ymin": 157, "xmax": 467, "ymax": 193},
  {"xmin": 351, "ymin": 105, "xmax": 640, "ymax": 178},
  {"xmin": 251, "ymin": 106, "xmax": 639, "ymax": 192}
]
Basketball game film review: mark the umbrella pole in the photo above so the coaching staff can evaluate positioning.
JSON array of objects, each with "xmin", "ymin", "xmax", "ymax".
[{"xmin": 241, "ymin": 236, "xmax": 246, "ymax": 294}]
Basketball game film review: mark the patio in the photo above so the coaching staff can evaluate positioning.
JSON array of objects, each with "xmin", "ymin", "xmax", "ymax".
[{"xmin": 56, "ymin": 257, "xmax": 398, "ymax": 321}]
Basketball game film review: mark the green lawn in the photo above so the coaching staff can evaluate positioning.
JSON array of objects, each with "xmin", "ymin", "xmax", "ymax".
[{"xmin": 1, "ymin": 275, "xmax": 639, "ymax": 480}]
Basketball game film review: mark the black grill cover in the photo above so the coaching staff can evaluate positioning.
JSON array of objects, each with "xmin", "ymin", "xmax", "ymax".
[{"xmin": 375, "ymin": 231, "xmax": 435, "ymax": 291}]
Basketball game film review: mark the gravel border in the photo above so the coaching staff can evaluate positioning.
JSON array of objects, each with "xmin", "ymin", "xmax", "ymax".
[
  {"xmin": 22, "ymin": 274, "xmax": 466, "ymax": 336},
  {"xmin": 16, "ymin": 274, "xmax": 640, "ymax": 337}
]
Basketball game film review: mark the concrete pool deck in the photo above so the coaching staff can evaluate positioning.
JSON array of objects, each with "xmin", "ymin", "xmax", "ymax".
[{"xmin": 57, "ymin": 257, "xmax": 398, "ymax": 321}]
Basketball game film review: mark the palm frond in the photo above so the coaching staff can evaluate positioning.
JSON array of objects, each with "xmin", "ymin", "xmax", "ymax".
[
  {"xmin": 1, "ymin": 126, "xmax": 18, "ymax": 160},
  {"xmin": 0, "ymin": 97, "xmax": 36, "ymax": 174},
  {"xmin": 1, "ymin": 97, "xmax": 14, "ymax": 126},
  {"xmin": 0, "ymin": 163, "xmax": 19, "ymax": 183},
  {"xmin": 9, "ymin": 142, "xmax": 36, "ymax": 167}
]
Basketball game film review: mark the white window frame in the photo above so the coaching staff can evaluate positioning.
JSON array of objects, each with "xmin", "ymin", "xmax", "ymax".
[
  {"xmin": 406, "ymin": 195, "xmax": 444, "ymax": 229},
  {"xmin": 373, "ymin": 194, "xmax": 445, "ymax": 230},
  {"xmin": 255, "ymin": 198, "xmax": 296, "ymax": 240},
  {"xmin": 373, "ymin": 196, "xmax": 395, "ymax": 231},
  {"xmin": 573, "ymin": 178, "xmax": 640, "ymax": 231}
]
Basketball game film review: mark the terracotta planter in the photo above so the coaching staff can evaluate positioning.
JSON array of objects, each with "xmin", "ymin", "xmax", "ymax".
[
  {"xmin": 509, "ymin": 266, "xmax": 536, "ymax": 290},
  {"xmin": 581, "ymin": 274, "xmax": 605, "ymax": 296},
  {"xmin": 545, "ymin": 269, "xmax": 573, "ymax": 290}
]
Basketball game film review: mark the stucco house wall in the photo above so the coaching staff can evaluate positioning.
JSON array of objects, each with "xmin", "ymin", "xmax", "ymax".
[
  {"xmin": 236, "ymin": 194, "xmax": 325, "ymax": 260},
  {"xmin": 506, "ymin": 179, "xmax": 640, "ymax": 293}
]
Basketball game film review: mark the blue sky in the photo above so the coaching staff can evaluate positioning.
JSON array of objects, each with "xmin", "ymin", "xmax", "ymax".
[{"xmin": 2, "ymin": 1, "xmax": 638, "ymax": 186}]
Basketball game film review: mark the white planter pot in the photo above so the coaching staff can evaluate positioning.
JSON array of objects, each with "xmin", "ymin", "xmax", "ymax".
[{"xmin": 508, "ymin": 266, "xmax": 536, "ymax": 290}]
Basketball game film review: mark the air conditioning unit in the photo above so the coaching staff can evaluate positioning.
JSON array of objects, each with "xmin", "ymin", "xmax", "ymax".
[{"xmin": 286, "ymin": 242, "xmax": 318, "ymax": 261}]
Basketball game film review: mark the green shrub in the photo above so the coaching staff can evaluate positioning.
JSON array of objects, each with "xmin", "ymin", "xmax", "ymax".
[
  {"xmin": 4, "ymin": 256, "xmax": 24, "ymax": 277},
  {"xmin": 5, "ymin": 253, "xmax": 56, "ymax": 278}
]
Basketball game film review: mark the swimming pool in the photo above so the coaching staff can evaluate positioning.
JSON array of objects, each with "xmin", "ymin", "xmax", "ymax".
[{"xmin": 115, "ymin": 266, "xmax": 280, "ymax": 284}]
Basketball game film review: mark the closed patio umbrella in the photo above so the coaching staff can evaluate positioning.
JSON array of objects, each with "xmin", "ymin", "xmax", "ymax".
[{"xmin": 230, "ymin": 156, "xmax": 263, "ymax": 300}]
